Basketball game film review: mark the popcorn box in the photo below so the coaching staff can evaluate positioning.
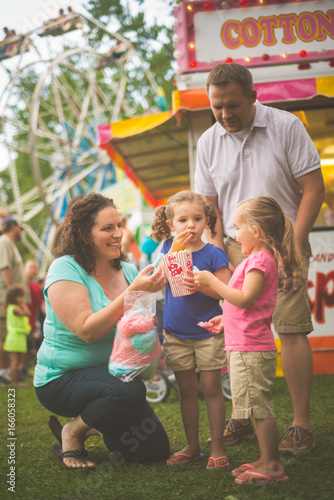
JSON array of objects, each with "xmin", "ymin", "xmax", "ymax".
[{"xmin": 162, "ymin": 251, "xmax": 193, "ymax": 297}]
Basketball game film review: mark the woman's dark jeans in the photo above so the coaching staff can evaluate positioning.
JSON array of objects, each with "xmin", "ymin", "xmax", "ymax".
[{"xmin": 35, "ymin": 367, "xmax": 169, "ymax": 462}]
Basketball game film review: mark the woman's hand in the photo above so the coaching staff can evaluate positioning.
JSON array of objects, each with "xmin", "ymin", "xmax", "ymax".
[
  {"xmin": 130, "ymin": 265, "xmax": 166, "ymax": 293},
  {"xmin": 206, "ymin": 315, "xmax": 224, "ymax": 335},
  {"xmin": 194, "ymin": 270, "xmax": 215, "ymax": 287},
  {"xmin": 170, "ymin": 230, "xmax": 193, "ymax": 253}
]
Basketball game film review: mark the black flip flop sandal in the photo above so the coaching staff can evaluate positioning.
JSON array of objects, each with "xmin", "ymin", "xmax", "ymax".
[
  {"xmin": 52, "ymin": 444, "xmax": 94, "ymax": 470},
  {"xmin": 48, "ymin": 415, "xmax": 63, "ymax": 445}
]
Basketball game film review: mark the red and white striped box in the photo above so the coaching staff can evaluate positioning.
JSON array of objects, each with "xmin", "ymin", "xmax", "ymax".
[{"xmin": 162, "ymin": 251, "xmax": 193, "ymax": 297}]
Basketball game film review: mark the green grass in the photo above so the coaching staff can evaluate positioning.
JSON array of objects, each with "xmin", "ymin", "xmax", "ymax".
[{"xmin": 1, "ymin": 374, "xmax": 333, "ymax": 500}]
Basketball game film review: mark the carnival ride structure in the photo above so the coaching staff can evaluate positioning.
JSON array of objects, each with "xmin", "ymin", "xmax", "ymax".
[{"xmin": 0, "ymin": 9, "xmax": 160, "ymax": 271}]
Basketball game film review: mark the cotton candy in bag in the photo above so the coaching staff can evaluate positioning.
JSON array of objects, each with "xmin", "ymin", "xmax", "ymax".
[{"xmin": 108, "ymin": 291, "xmax": 162, "ymax": 381}]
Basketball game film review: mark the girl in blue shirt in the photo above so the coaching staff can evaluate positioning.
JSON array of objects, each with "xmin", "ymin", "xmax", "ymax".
[{"xmin": 151, "ymin": 190, "xmax": 231, "ymax": 469}]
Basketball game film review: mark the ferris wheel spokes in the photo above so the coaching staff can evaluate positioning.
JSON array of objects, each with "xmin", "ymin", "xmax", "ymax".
[{"xmin": 1, "ymin": 12, "xmax": 162, "ymax": 267}]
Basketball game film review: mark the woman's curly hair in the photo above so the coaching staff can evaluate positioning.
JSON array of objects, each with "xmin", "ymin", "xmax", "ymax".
[
  {"xmin": 54, "ymin": 193, "xmax": 125, "ymax": 274},
  {"xmin": 151, "ymin": 190, "xmax": 217, "ymax": 242}
]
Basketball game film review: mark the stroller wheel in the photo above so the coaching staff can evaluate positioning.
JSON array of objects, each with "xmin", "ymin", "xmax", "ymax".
[
  {"xmin": 221, "ymin": 371, "xmax": 232, "ymax": 401},
  {"xmin": 145, "ymin": 368, "xmax": 171, "ymax": 403}
]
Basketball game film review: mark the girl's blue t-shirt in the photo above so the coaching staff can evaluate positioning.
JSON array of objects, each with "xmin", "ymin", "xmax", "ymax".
[
  {"xmin": 161, "ymin": 240, "xmax": 229, "ymax": 339},
  {"xmin": 33, "ymin": 255, "xmax": 138, "ymax": 387}
]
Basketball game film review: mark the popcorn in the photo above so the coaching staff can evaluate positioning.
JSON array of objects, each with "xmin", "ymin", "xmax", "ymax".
[{"xmin": 162, "ymin": 250, "xmax": 193, "ymax": 297}]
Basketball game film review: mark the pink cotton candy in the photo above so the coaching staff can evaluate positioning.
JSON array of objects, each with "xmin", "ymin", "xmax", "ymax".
[
  {"xmin": 111, "ymin": 333, "xmax": 161, "ymax": 367},
  {"xmin": 197, "ymin": 321, "xmax": 212, "ymax": 328},
  {"xmin": 109, "ymin": 291, "xmax": 161, "ymax": 380},
  {"xmin": 111, "ymin": 336, "xmax": 135, "ymax": 362},
  {"xmin": 117, "ymin": 313, "xmax": 155, "ymax": 338}
]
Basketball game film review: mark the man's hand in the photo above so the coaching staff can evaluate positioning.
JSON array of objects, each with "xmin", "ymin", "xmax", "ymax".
[{"xmin": 277, "ymin": 258, "xmax": 306, "ymax": 292}]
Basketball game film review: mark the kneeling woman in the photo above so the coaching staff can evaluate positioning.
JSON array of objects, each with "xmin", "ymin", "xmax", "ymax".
[{"xmin": 34, "ymin": 193, "xmax": 169, "ymax": 469}]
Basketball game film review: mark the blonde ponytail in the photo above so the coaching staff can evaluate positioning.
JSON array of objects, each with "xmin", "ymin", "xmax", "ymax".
[
  {"xmin": 236, "ymin": 196, "xmax": 302, "ymax": 278},
  {"xmin": 280, "ymin": 215, "xmax": 302, "ymax": 279}
]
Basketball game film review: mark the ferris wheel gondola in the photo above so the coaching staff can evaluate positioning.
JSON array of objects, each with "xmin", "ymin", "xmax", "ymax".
[
  {"xmin": 0, "ymin": 12, "xmax": 160, "ymax": 272},
  {"xmin": 0, "ymin": 33, "xmax": 31, "ymax": 61}
]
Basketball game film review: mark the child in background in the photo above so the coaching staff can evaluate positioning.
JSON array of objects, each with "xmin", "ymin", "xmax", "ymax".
[
  {"xmin": 4, "ymin": 285, "xmax": 31, "ymax": 388},
  {"xmin": 151, "ymin": 190, "xmax": 231, "ymax": 469},
  {"xmin": 194, "ymin": 195, "xmax": 302, "ymax": 484}
]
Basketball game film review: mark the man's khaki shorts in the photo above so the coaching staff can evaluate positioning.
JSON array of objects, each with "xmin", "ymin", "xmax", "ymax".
[
  {"xmin": 163, "ymin": 330, "xmax": 227, "ymax": 372},
  {"xmin": 230, "ymin": 350, "xmax": 277, "ymax": 419},
  {"xmin": 224, "ymin": 237, "xmax": 313, "ymax": 334}
]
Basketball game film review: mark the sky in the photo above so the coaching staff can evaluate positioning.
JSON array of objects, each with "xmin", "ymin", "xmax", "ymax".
[
  {"xmin": 0, "ymin": 0, "xmax": 173, "ymax": 172},
  {"xmin": 0, "ymin": 0, "xmax": 170, "ymax": 35}
]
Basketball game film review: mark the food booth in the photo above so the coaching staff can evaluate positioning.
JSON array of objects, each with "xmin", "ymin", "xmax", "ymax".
[{"xmin": 98, "ymin": 0, "xmax": 334, "ymax": 375}]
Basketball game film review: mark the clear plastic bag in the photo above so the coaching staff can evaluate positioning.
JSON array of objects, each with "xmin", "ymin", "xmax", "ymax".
[{"xmin": 108, "ymin": 291, "xmax": 162, "ymax": 382}]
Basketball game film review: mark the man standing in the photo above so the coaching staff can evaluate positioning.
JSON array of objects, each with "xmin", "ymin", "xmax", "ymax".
[
  {"xmin": 0, "ymin": 218, "xmax": 29, "ymax": 384},
  {"xmin": 195, "ymin": 63, "xmax": 325, "ymax": 455}
]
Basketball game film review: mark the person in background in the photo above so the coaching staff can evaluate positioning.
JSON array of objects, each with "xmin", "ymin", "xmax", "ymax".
[
  {"xmin": 25, "ymin": 260, "xmax": 44, "ymax": 334},
  {"xmin": 4, "ymin": 284, "xmax": 31, "ymax": 388},
  {"xmin": 0, "ymin": 217, "xmax": 29, "ymax": 385},
  {"xmin": 195, "ymin": 62, "xmax": 325, "ymax": 455},
  {"xmin": 23, "ymin": 260, "xmax": 45, "ymax": 365},
  {"xmin": 3, "ymin": 27, "xmax": 16, "ymax": 39}
]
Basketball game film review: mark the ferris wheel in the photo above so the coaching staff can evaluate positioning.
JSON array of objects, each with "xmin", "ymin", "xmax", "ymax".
[{"xmin": 0, "ymin": 10, "xmax": 160, "ymax": 271}]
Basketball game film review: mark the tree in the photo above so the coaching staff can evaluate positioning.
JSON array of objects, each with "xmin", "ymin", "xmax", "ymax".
[
  {"xmin": 84, "ymin": 0, "xmax": 178, "ymax": 111},
  {"xmin": 0, "ymin": 0, "xmax": 180, "ymax": 263}
]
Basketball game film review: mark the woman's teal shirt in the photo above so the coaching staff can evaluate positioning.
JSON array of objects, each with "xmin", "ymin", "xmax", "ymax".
[{"xmin": 33, "ymin": 255, "xmax": 138, "ymax": 387}]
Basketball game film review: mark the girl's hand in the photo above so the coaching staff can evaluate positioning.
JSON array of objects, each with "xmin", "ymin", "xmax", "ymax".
[
  {"xmin": 14, "ymin": 304, "xmax": 31, "ymax": 317},
  {"xmin": 183, "ymin": 270, "xmax": 199, "ymax": 293},
  {"xmin": 170, "ymin": 230, "xmax": 193, "ymax": 253},
  {"xmin": 152, "ymin": 315, "xmax": 159, "ymax": 330},
  {"xmin": 130, "ymin": 265, "xmax": 166, "ymax": 293},
  {"xmin": 194, "ymin": 270, "xmax": 214, "ymax": 287},
  {"xmin": 206, "ymin": 315, "xmax": 224, "ymax": 335}
]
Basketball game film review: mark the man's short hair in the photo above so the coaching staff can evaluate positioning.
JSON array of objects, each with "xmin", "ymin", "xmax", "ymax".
[
  {"xmin": 206, "ymin": 63, "xmax": 254, "ymax": 95},
  {"xmin": 1, "ymin": 218, "xmax": 20, "ymax": 233}
]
